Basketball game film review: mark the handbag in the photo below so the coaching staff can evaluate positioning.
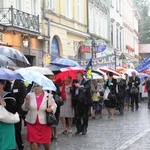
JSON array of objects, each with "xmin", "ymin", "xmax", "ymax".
[
  {"xmin": 54, "ymin": 95, "xmax": 64, "ymax": 106},
  {"xmin": 0, "ymin": 105, "xmax": 20, "ymax": 124},
  {"xmin": 103, "ymin": 88, "xmax": 110, "ymax": 100},
  {"xmin": 46, "ymin": 97, "xmax": 57, "ymax": 126},
  {"xmin": 130, "ymin": 85, "xmax": 138, "ymax": 94}
]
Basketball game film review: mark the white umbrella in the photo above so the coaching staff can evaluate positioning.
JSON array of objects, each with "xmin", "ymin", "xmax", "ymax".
[
  {"xmin": 92, "ymin": 72, "xmax": 103, "ymax": 79},
  {"xmin": 24, "ymin": 66, "xmax": 54, "ymax": 75},
  {"xmin": 15, "ymin": 69, "xmax": 56, "ymax": 91},
  {"xmin": 125, "ymin": 69, "xmax": 139, "ymax": 77}
]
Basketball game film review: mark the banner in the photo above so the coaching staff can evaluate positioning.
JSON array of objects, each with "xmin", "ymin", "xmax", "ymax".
[
  {"xmin": 76, "ymin": 54, "xmax": 115, "ymax": 70},
  {"xmin": 135, "ymin": 55, "xmax": 150, "ymax": 72}
]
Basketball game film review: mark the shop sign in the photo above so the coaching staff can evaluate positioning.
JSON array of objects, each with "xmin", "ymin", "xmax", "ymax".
[{"xmin": 76, "ymin": 54, "xmax": 115, "ymax": 69}]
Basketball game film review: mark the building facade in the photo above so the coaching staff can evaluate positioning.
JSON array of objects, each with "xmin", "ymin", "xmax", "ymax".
[
  {"xmin": 86, "ymin": 0, "xmax": 111, "ymax": 59},
  {"xmin": 0, "ymin": 0, "xmax": 44, "ymax": 66},
  {"xmin": 110, "ymin": 0, "xmax": 124, "ymax": 66},
  {"xmin": 42, "ymin": 0, "xmax": 89, "ymax": 63},
  {"xmin": 123, "ymin": 0, "xmax": 141, "ymax": 68}
]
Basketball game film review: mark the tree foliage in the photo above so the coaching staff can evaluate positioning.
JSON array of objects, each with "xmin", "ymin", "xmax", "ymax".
[{"xmin": 134, "ymin": 0, "xmax": 150, "ymax": 44}]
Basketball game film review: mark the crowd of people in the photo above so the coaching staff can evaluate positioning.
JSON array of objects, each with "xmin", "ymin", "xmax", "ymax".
[{"xmin": 1, "ymin": 70, "xmax": 150, "ymax": 150}]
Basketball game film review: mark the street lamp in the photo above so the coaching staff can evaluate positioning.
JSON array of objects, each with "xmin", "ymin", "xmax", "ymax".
[
  {"xmin": 119, "ymin": 53, "xmax": 126, "ymax": 67},
  {"xmin": 91, "ymin": 39, "xmax": 106, "ymax": 58}
]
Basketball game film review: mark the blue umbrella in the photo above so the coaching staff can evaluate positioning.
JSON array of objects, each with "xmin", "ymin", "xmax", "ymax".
[
  {"xmin": 51, "ymin": 58, "xmax": 80, "ymax": 68},
  {"xmin": 15, "ymin": 69, "xmax": 56, "ymax": 91},
  {"xmin": 0, "ymin": 68, "xmax": 24, "ymax": 80}
]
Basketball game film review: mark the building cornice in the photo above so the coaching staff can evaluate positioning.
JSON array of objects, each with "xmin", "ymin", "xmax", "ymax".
[{"xmin": 50, "ymin": 22, "xmax": 90, "ymax": 38}]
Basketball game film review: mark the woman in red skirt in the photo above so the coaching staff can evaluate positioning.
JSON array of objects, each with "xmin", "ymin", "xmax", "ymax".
[{"xmin": 22, "ymin": 83, "xmax": 57, "ymax": 150}]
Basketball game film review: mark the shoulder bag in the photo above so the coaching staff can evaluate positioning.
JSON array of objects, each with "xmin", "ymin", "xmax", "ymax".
[{"xmin": 46, "ymin": 96, "xmax": 57, "ymax": 126}]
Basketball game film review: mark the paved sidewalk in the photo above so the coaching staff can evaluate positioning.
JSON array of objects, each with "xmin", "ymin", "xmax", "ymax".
[{"xmin": 21, "ymin": 102, "xmax": 150, "ymax": 150}]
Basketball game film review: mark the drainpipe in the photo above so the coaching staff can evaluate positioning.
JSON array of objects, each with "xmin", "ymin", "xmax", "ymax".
[
  {"xmin": 86, "ymin": 0, "xmax": 89, "ymax": 34},
  {"xmin": 43, "ymin": 0, "xmax": 50, "ymax": 53}
]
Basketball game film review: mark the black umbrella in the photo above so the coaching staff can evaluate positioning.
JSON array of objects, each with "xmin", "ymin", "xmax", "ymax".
[
  {"xmin": 0, "ymin": 54, "xmax": 17, "ymax": 67},
  {"xmin": 47, "ymin": 65, "xmax": 61, "ymax": 75},
  {"xmin": 0, "ymin": 46, "xmax": 30, "ymax": 67}
]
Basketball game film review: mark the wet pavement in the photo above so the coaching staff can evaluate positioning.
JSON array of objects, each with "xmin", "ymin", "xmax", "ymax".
[{"xmin": 21, "ymin": 102, "xmax": 150, "ymax": 150}]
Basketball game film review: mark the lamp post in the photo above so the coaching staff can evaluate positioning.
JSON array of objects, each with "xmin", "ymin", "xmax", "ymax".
[
  {"xmin": 91, "ymin": 39, "xmax": 106, "ymax": 58},
  {"xmin": 119, "ymin": 53, "xmax": 126, "ymax": 67}
]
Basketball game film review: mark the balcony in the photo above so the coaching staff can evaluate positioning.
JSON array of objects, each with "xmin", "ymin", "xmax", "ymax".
[{"xmin": 0, "ymin": 6, "xmax": 39, "ymax": 33}]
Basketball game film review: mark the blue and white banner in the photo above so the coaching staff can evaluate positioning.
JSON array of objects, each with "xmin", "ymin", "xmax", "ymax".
[
  {"xmin": 135, "ymin": 56, "xmax": 150, "ymax": 72},
  {"xmin": 76, "ymin": 54, "xmax": 116, "ymax": 70}
]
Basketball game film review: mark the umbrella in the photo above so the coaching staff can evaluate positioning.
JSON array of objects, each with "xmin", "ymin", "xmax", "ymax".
[
  {"xmin": 55, "ymin": 67, "xmax": 85, "ymax": 81},
  {"xmin": 51, "ymin": 58, "xmax": 80, "ymax": 68},
  {"xmin": 99, "ymin": 67, "xmax": 120, "ymax": 76},
  {"xmin": 143, "ymin": 69, "xmax": 150, "ymax": 73},
  {"xmin": 0, "ymin": 54, "xmax": 17, "ymax": 67},
  {"xmin": 47, "ymin": 65, "xmax": 61, "ymax": 75},
  {"xmin": 0, "ymin": 68, "xmax": 24, "ymax": 80},
  {"xmin": 116, "ymin": 66, "xmax": 126, "ymax": 74},
  {"xmin": 139, "ymin": 73, "xmax": 148, "ymax": 81},
  {"xmin": 15, "ymin": 69, "xmax": 56, "ymax": 91},
  {"xmin": 24, "ymin": 66, "xmax": 54, "ymax": 75},
  {"xmin": 93, "ymin": 70, "xmax": 106, "ymax": 76},
  {"xmin": 125, "ymin": 69, "xmax": 139, "ymax": 76},
  {"xmin": 0, "ymin": 46, "xmax": 30, "ymax": 67},
  {"xmin": 91, "ymin": 72, "xmax": 103, "ymax": 80}
]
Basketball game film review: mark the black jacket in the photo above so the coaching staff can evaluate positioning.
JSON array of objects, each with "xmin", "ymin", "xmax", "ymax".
[
  {"xmin": 146, "ymin": 80, "xmax": 150, "ymax": 93},
  {"xmin": 11, "ymin": 80, "xmax": 26, "ymax": 115},
  {"xmin": 71, "ymin": 78, "xmax": 91, "ymax": 106},
  {"xmin": 105, "ymin": 78, "xmax": 117, "ymax": 94},
  {"xmin": 3, "ymin": 92, "xmax": 17, "ymax": 114},
  {"xmin": 129, "ymin": 76, "xmax": 140, "ymax": 90}
]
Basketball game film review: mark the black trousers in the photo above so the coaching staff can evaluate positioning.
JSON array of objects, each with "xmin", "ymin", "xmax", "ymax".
[
  {"xmin": 148, "ymin": 93, "xmax": 150, "ymax": 109},
  {"xmin": 131, "ymin": 94, "xmax": 139, "ymax": 110},
  {"xmin": 75, "ymin": 105, "xmax": 89, "ymax": 132},
  {"xmin": 15, "ymin": 117, "xmax": 24, "ymax": 150}
]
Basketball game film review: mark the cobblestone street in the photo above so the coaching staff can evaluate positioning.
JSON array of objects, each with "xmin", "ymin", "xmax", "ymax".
[{"xmin": 22, "ymin": 102, "xmax": 150, "ymax": 150}]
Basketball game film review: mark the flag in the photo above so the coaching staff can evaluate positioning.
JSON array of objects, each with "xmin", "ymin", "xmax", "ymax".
[{"xmin": 85, "ymin": 58, "xmax": 92, "ymax": 78}]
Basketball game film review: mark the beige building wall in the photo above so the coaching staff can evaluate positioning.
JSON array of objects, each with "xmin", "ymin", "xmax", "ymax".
[{"xmin": 42, "ymin": 0, "xmax": 89, "ymax": 59}]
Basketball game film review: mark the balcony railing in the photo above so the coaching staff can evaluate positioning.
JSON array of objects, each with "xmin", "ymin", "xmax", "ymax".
[{"xmin": 0, "ymin": 6, "xmax": 39, "ymax": 32}]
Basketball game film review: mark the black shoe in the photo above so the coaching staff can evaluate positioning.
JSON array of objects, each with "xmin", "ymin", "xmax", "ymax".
[
  {"xmin": 82, "ymin": 129, "xmax": 87, "ymax": 135},
  {"xmin": 75, "ymin": 130, "xmax": 82, "ymax": 135},
  {"xmin": 131, "ymin": 109, "xmax": 134, "ymax": 112}
]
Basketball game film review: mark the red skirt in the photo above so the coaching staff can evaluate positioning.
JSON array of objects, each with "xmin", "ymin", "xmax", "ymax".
[{"xmin": 27, "ymin": 118, "xmax": 52, "ymax": 144}]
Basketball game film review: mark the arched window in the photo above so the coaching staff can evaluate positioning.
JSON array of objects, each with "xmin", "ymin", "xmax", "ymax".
[{"xmin": 51, "ymin": 36, "xmax": 60, "ymax": 61}]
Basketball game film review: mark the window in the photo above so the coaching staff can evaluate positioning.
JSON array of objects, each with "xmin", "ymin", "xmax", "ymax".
[
  {"xmin": 120, "ymin": 31, "xmax": 122, "ymax": 50},
  {"xmin": 32, "ymin": 0, "xmax": 38, "ymax": 15},
  {"xmin": 95, "ymin": 9, "xmax": 99, "ymax": 35},
  {"xmin": 116, "ymin": 0, "xmax": 119, "ymax": 11},
  {"xmin": 77, "ymin": 0, "xmax": 82, "ymax": 23},
  {"xmin": 89, "ymin": 6, "xmax": 93, "ymax": 33},
  {"xmin": 111, "ymin": 25, "xmax": 113, "ymax": 46},
  {"xmin": 66, "ymin": 0, "xmax": 72, "ymax": 19},
  {"xmin": 119, "ymin": 0, "xmax": 122, "ymax": 15},
  {"xmin": 116, "ymin": 28, "xmax": 119, "ymax": 48},
  {"xmin": 16, "ymin": 0, "xmax": 21, "ymax": 10},
  {"xmin": 49, "ymin": 0, "xmax": 55, "ymax": 11}
]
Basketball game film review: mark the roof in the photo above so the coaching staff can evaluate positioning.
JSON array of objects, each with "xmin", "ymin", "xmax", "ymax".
[{"xmin": 139, "ymin": 44, "xmax": 150, "ymax": 53}]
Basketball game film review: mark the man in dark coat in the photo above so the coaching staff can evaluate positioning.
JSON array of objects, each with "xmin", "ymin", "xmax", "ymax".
[
  {"xmin": 146, "ymin": 75, "xmax": 150, "ymax": 109},
  {"xmin": 71, "ymin": 72, "xmax": 91, "ymax": 135},
  {"xmin": 129, "ymin": 71, "xmax": 140, "ymax": 111},
  {"xmin": 5, "ymin": 80, "xmax": 26, "ymax": 150}
]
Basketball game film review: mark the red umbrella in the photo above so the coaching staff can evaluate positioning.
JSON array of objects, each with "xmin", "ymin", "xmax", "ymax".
[
  {"xmin": 143, "ymin": 69, "xmax": 150, "ymax": 73},
  {"xmin": 55, "ymin": 67, "xmax": 85, "ymax": 82},
  {"xmin": 99, "ymin": 66, "xmax": 120, "ymax": 76}
]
